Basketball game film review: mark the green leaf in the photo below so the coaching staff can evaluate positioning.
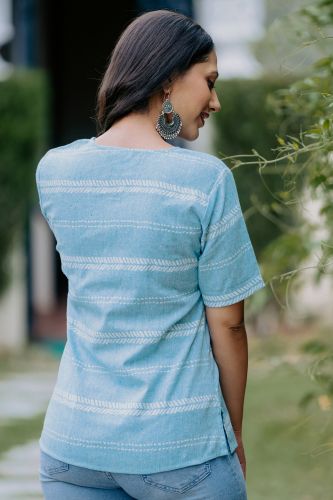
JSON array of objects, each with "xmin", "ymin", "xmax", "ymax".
[
  {"xmin": 311, "ymin": 175, "xmax": 327, "ymax": 187},
  {"xmin": 305, "ymin": 128, "xmax": 321, "ymax": 134},
  {"xmin": 300, "ymin": 340, "xmax": 329, "ymax": 354},
  {"xmin": 298, "ymin": 391, "xmax": 316, "ymax": 409},
  {"xmin": 314, "ymin": 57, "xmax": 333, "ymax": 69},
  {"xmin": 322, "ymin": 119, "xmax": 330, "ymax": 130}
]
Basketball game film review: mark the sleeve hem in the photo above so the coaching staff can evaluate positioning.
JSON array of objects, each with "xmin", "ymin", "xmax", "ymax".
[{"xmin": 202, "ymin": 276, "xmax": 266, "ymax": 307}]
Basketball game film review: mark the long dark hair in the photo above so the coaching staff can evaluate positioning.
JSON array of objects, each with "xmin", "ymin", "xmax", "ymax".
[{"xmin": 95, "ymin": 9, "xmax": 214, "ymax": 134}]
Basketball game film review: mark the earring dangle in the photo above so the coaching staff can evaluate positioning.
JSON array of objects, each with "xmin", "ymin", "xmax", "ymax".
[{"xmin": 155, "ymin": 93, "xmax": 182, "ymax": 140}]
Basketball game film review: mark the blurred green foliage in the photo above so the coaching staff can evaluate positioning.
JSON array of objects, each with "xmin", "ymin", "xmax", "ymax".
[
  {"xmin": 213, "ymin": 79, "xmax": 295, "ymax": 256},
  {"xmin": 0, "ymin": 69, "xmax": 49, "ymax": 297},
  {"xmin": 246, "ymin": 331, "xmax": 333, "ymax": 498},
  {"xmin": 212, "ymin": 0, "xmax": 333, "ymax": 309},
  {"xmin": 213, "ymin": 0, "xmax": 333, "ymax": 452},
  {"xmin": 262, "ymin": 0, "xmax": 333, "ymax": 300},
  {"xmin": 299, "ymin": 337, "xmax": 333, "ymax": 409},
  {"xmin": 267, "ymin": 0, "xmax": 333, "ymax": 463},
  {"xmin": 211, "ymin": 78, "xmax": 309, "ymax": 295}
]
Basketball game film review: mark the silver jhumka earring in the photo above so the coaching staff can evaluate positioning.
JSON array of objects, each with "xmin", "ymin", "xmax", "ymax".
[{"xmin": 155, "ymin": 92, "xmax": 182, "ymax": 140}]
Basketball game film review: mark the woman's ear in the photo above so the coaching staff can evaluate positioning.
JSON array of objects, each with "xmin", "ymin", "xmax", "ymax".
[
  {"xmin": 162, "ymin": 75, "xmax": 177, "ymax": 95},
  {"xmin": 161, "ymin": 81, "xmax": 172, "ymax": 95}
]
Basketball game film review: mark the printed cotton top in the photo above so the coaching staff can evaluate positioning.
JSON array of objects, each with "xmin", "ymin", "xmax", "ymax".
[{"xmin": 36, "ymin": 137, "xmax": 265, "ymax": 474}]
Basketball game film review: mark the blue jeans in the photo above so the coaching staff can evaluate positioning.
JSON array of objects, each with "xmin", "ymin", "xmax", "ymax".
[{"xmin": 39, "ymin": 448, "xmax": 247, "ymax": 499}]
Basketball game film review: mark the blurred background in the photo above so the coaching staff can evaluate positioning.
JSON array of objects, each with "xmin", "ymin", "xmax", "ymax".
[{"xmin": 0, "ymin": 0, "xmax": 332, "ymax": 498}]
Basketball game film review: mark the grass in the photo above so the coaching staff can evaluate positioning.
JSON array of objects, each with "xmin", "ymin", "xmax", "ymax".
[
  {"xmin": 245, "ymin": 326, "xmax": 333, "ymax": 500},
  {"xmin": 0, "ymin": 413, "xmax": 45, "ymax": 459}
]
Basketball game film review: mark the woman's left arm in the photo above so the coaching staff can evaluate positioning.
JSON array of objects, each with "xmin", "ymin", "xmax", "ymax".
[{"xmin": 205, "ymin": 300, "xmax": 248, "ymax": 478}]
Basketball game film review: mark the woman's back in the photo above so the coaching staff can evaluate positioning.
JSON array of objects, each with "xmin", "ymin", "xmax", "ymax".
[{"xmin": 36, "ymin": 137, "xmax": 264, "ymax": 475}]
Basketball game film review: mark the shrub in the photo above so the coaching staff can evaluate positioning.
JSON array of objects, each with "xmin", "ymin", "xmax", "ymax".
[{"xmin": 0, "ymin": 69, "xmax": 49, "ymax": 296}]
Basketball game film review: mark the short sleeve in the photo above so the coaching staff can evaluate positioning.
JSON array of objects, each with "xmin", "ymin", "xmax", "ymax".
[{"xmin": 198, "ymin": 166, "xmax": 266, "ymax": 307}]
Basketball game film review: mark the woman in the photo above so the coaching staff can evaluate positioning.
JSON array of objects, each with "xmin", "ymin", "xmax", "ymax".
[{"xmin": 37, "ymin": 9, "xmax": 265, "ymax": 499}]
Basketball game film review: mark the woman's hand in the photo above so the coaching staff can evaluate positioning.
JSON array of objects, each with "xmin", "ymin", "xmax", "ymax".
[{"xmin": 234, "ymin": 430, "xmax": 246, "ymax": 480}]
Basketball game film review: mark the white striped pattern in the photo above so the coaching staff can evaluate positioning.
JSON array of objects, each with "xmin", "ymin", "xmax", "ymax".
[
  {"xmin": 68, "ymin": 316, "xmax": 205, "ymax": 345},
  {"xmin": 199, "ymin": 242, "xmax": 252, "ymax": 271},
  {"xmin": 51, "ymin": 218, "xmax": 201, "ymax": 234},
  {"xmin": 53, "ymin": 388, "xmax": 221, "ymax": 416},
  {"xmin": 202, "ymin": 276, "xmax": 265, "ymax": 306},
  {"xmin": 39, "ymin": 179, "xmax": 209, "ymax": 205},
  {"xmin": 66, "ymin": 353, "xmax": 212, "ymax": 375},
  {"xmin": 205, "ymin": 206, "xmax": 242, "ymax": 241},
  {"xmin": 68, "ymin": 287, "xmax": 199, "ymax": 305},
  {"xmin": 62, "ymin": 255, "xmax": 198, "ymax": 272}
]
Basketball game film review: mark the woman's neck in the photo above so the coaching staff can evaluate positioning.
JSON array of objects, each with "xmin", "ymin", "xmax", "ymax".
[{"xmin": 96, "ymin": 111, "xmax": 171, "ymax": 149}]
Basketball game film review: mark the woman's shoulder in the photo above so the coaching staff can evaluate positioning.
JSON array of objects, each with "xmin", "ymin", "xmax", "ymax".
[
  {"xmin": 171, "ymin": 147, "xmax": 231, "ymax": 193},
  {"xmin": 172, "ymin": 146, "xmax": 228, "ymax": 171},
  {"xmin": 36, "ymin": 139, "xmax": 91, "ymax": 181},
  {"xmin": 42, "ymin": 139, "xmax": 90, "ymax": 159}
]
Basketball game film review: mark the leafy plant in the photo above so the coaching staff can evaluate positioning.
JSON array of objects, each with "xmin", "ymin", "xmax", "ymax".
[
  {"xmin": 0, "ymin": 69, "xmax": 49, "ymax": 296},
  {"xmin": 216, "ymin": 0, "xmax": 333, "ymax": 311},
  {"xmin": 215, "ymin": 0, "xmax": 333, "ymax": 458}
]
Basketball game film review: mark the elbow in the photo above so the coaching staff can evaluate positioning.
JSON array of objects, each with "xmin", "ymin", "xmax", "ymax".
[
  {"xmin": 205, "ymin": 301, "xmax": 246, "ymax": 336},
  {"xmin": 227, "ymin": 320, "xmax": 246, "ymax": 334}
]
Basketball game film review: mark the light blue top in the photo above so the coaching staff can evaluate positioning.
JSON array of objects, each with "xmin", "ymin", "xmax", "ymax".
[{"xmin": 36, "ymin": 137, "xmax": 265, "ymax": 474}]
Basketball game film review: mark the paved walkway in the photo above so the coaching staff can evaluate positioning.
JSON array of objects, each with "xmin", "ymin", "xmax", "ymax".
[{"xmin": 0, "ymin": 344, "xmax": 59, "ymax": 499}]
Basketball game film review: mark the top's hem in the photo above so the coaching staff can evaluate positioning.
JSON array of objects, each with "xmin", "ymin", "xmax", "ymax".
[
  {"xmin": 39, "ymin": 440, "xmax": 237, "ymax": 475},
  {"xmin": 203, "ymin": 277, "xmax": 266, "ymax": 307}
]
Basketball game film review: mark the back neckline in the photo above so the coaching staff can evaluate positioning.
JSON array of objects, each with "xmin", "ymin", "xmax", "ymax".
[{"xmin": 89, "ymin": 137, "xmax": 179, "ymax": 153}]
